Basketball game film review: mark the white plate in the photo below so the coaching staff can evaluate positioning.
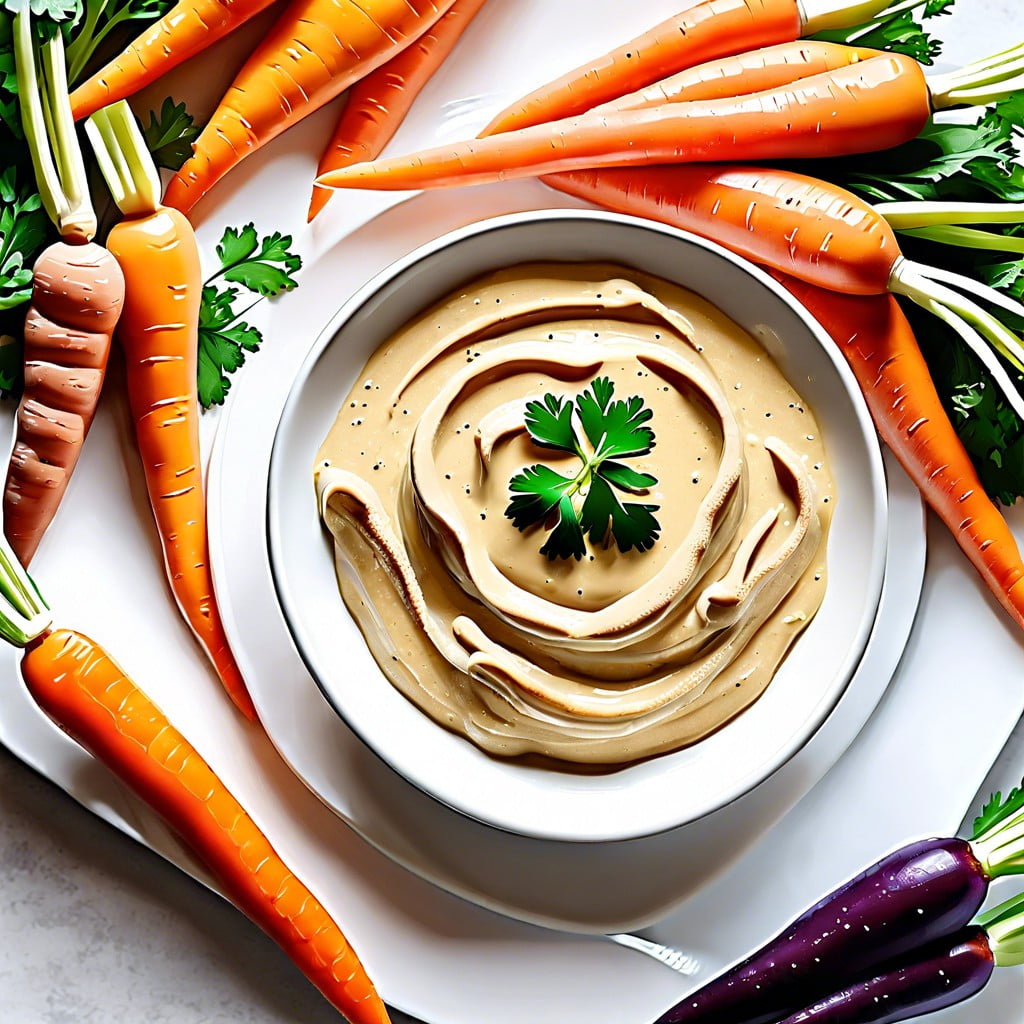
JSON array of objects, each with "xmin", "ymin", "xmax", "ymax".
[
  {"xmin": 265, "ymin": 209, "xmax": 888, "ymax": 843},
  {"xmin": 211, "ymin": 189, "xmax": 905, "ymax": 932}
]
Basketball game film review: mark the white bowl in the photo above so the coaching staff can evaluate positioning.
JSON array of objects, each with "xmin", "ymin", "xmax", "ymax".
[{"xmin": 267, "ymin": 210, "xmax": 887, "ymax": 843}]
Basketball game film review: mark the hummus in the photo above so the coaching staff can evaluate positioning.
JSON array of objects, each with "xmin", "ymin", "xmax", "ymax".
[{"xmin": 314, "ymin": 264, "xmax": 834, "ymax": 766}]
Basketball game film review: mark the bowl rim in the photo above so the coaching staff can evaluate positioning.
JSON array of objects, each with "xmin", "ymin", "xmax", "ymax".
[{"xmin": 266, "ymin": 207, "xmax": 888, "ymax": 843}]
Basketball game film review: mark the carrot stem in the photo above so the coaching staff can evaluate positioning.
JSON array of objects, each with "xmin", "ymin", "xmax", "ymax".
[
  {"xmin": 978, "ymin": 892, "xmax": 1024, "ymax": 966},
  {"xmin": 877, "ymin": 201, "xmax": 1024, "ymax": 228},
  {"xmin": 893, "ymin": 262, "xmax": 1024, "ymax": 368},
  {"xmin": 899, "ymin": 225, "xmax": 1024, "ymax": 254},
  {"xmin": 0, "ymin": 529, "xmax": 51, "ymax": 646},
  {"xmin": 928, "ymin": 42, "xmax": 1024, "ymax": 107},
  {"xmin": 799, "ymin": 0, "xmax": 906, "ymax": 33}
]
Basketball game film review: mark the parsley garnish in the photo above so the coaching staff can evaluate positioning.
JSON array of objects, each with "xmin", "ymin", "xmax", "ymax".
[
  {"xmin": 972, "ymin": 777, "xmax": 1024, "ymax": 840},
  {"xmin": 142, "ymin": 97, "xmax": 200, "ymax": 172},
  {"xmin": 505, "ymin": 377, "xmax": 660, "ymax": 561},
  {"xmin": 197, "ymin": 222, "xmax": 301, "ymax": 408}
]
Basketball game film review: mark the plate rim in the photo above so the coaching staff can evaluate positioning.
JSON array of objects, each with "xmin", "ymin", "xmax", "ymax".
[{"xmin": 264, "ymin": 208, "xmax": 889, "ymax": 842}]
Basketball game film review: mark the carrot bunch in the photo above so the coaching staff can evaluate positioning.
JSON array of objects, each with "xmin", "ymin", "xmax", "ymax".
[{"xmin": 310, "ymin": 5, "xmax": 1024, "ymax": 636}]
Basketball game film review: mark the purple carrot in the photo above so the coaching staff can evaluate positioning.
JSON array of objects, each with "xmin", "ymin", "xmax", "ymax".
[
  {"xmin": 654, "ymin": 774, "xmax": 1024, "ymax": 1024},
  {"xmin": 779, "ymin": 926, "xmax": 994, "ymax": 1024}
]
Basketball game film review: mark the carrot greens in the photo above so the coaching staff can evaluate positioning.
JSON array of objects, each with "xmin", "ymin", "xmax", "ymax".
[
  {"xmin": 810, "ymin": 0, "xmax": 955, "ymax": 64},
  {"xmin": 506, "ymin": 377, "xmax": 661, "ymax": 561},
  {"xmin": 64, "ymin": 0, "xmax": 174, "ymax": 85}
]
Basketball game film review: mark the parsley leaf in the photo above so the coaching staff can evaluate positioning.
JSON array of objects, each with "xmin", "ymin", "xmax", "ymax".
[
  {"xmin": 213, "ymin": 222, "xmax": 301, "ymax": 296},
  {"xmin": 197, "ymin": 223, "xmax": 302, "ymax": 408},
  {"xmin": 972, "ymin": 777, "xmax": 1024, "ymax": 840},
  {"xmin": 196, "ymin": 286, "xmax": 261, "ymax": 408},
  {"xmin": 0, "ymin": 166, "xmax": 48, "ymax": 311},
  {"xmin": 505, "ymin": 377, "xmax": 660, "ymax": 560},
  {"xmin": 143, "ymin": 97, "xmax": 200, "ymax": 171}
]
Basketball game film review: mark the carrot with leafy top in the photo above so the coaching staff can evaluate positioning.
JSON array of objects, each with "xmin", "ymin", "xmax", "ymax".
[
  {"xmin": 69, "ymin": 0, "xmax": 280, "ymax": 120},
  {"xmin": 544, "ymin": 161, "xmax": 1024, "ymax": 631},
  {"xmin": 481, "ymin": 0, "xmax": 896, "ymax": 134},
  {"xmin": 0, "ymin": 532, "xmax": 388, "ymax": 1023},
  {"xmin": 85, "ymin": 102, "xmax": 254, "ymax": 720},
  {"xmin": 4, "ymin": 13, "xmax": 124, "ymax": 566},
  {"xmin": 318, "ymin": 44, "xmax": 1024, "ymax": 193},
  {"xmin": 163, "ymin": 0, "xmax": 456, "ymax": 215},
  {"xmin": 778, "ymin": 279, "xmax": 1024, "ymax": 633},
  {"xmin": 309, "ymin": 0, "xmax": 487, "ymax": 221}
]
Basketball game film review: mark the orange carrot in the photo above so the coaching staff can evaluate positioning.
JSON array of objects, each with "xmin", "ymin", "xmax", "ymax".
[
  {"xmin": 546, "ymin": 163, "xmax": 904, "ymax": 296},
  {"xmin": 163, "ymin": 0, "xmax": 456, "ymax": 215},
  {"xmin": 309, "ymin": 0, "xmax": 487, "ymax": 221},
  {"xmin": 69, "ymin": 0, "xmax": 280, "ymax": 121},
  {"xmin": 5, "ymin": 16, "xmax": 126, "ymax": 565},
  {"xmin": 5, "ymin": 243, "xmax": 123, "ymax": 565},
  {"xmin": 543, "ymin": 162, "xmax": 1024, "ymax": 448},
  {"xmin": 481, "ymin": 0, "xmax": 805, "ymax": 134},
  {"xmin": 773, "ymin": 278, "xmax": 1024, "ymax": 632},
  {"xmin": 316, "ymin": 54, "xmax": 932, "ymax": 192},
  {"xmin": 597, "ymin": 40, "xmax": 884, "ymax": 112},
  {"xmin": 21, "ymin": 629, "xmax": 390, "ymax": 1024},
  {"xmin": 86, "ymin": 103, "xmax": 254, "ymax": 720}
]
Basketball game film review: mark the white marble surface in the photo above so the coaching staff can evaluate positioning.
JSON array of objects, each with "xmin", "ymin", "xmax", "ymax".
[{"xmin": 2, "ymin": 2, "xmax": 1023, "ymax": 1023}]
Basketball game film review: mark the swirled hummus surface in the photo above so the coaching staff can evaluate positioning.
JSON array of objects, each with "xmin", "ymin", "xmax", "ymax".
[{"xmin": 314, "ymin": 264, "xmax": 834, "ymax": 766}]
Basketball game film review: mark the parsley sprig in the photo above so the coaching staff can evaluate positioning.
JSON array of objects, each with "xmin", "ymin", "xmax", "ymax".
[
  {"xmin": 505, "ymin": 377, "xmax": 661, "ymax": 561},
  {"xmin": 142, "ymin": 97, "xmax": 200, "ymax": 172},
  {"xmin": 198, "ymin": 223, "xmax": 301, "ymax": 408}
]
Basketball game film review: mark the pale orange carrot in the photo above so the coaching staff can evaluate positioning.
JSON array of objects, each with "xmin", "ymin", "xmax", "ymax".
[
  {"xmin": 163, "ymin": 0, "xmax": 456, "ymax": 215},
  {"xmin": 5, "ymin": 16, "xmax": 126, "ymax": 564},
  {"xmin": 482, "ymin": 0, "xmax": 806, "ymax": 134},
  {"xmin": 309, "ymin": 0, "xmax": 487, "ymax": 221},
  {"xmin": 597, "ymin": 40, "xmax": 883, "ymax": 112},
  {"xmin": 5, "ymin": 243, "xmax": 123, "ymax": 565}
]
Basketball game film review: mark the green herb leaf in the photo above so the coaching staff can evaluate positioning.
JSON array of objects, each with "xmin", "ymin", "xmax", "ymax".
[
  {"xmin": 142, "ymin": 96, "xmax": 200, "ymax": 172},
  {"xmin": 196, "ymin": 285, "xmax": 262, "ymax": 408},
  {"xmin": 197, "ymin": 223, "xmax": 303, "ymax": 409},
  {"xmin": 0, "ymin": 40, "xmax": 19, "ymax": 140},
  {"xmin": 213, "ymin": 223, "xmax": 301, "ymax": 297},
  {"xmin": 973, "ymin": 777, "xmax": 1024, "ymax": 840},
  {"xmin": 505, "ymin": 377, "xmax": 661, "ymax": 560},
  {"xmin": 0, "ymin": 167, "xmax": 47, "ymax": 311}
]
